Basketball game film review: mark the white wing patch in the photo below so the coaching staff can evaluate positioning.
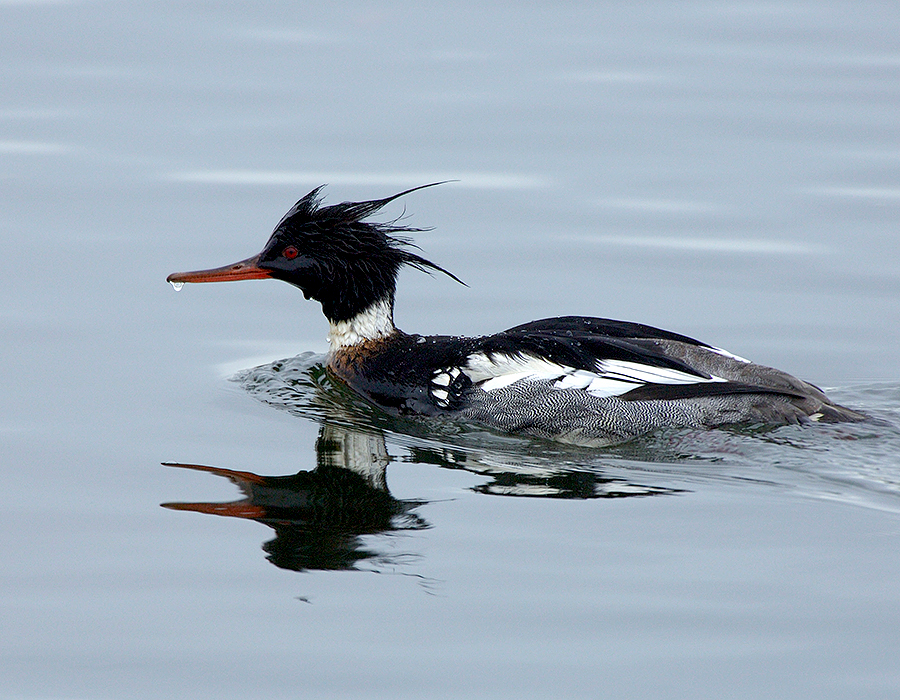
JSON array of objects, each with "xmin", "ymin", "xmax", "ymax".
[
  {"xmin": 460, "ymin": 352, "xmax": 728, "ymax": 399},
  {"xmin": 430, "ymin": 366, "xmax": 464, "ymax": 407}
]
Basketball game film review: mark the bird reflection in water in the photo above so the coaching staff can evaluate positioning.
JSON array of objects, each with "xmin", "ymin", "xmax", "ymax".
[
  {"xmin": 163, "ymin": 425, "xmax": 428, "ymax": 572},
  {"xmin": 163, "ymin": 354, "xmax": 683, "ymax": 573}
]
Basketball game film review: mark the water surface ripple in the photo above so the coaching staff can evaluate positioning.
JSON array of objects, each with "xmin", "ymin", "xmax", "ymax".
[{"xmin": 236, "ymin": 353, "xmax": 900, "ymax": 514}]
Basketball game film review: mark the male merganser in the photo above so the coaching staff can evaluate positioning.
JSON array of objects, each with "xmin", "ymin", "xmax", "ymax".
[{"xmin": 168, "ymin": 185, "xmax": 865, "ymax": 445}]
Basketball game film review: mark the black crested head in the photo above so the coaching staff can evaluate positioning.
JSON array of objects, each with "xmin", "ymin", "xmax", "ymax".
[{"xmin": 254, "ymin": 183, "xmax": 464, "ymax": 323}]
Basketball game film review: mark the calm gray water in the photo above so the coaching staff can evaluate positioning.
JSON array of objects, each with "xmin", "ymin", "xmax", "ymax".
[{"xmin": 2, "ymin": 1, "xmax": 900, "ymax": 698}]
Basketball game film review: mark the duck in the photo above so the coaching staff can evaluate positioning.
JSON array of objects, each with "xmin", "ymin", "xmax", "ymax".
[{"xmin": 167, "ymin": 184, "xmax": 865, "ymax": 446}]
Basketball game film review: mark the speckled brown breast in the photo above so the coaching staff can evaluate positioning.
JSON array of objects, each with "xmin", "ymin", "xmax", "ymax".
[{"xmin": 326, "ymin": 334, "xmax": 399, "ymax": 384}]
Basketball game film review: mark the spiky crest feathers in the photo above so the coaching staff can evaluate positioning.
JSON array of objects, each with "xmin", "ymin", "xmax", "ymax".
[{"xmin": 272, "ymin": 182, "xmax": 465, "ymax": 287}]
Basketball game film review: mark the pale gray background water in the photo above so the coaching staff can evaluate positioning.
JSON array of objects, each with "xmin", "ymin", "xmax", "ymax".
[{"xmin": 2, "ymin": 1, "xmax": 900, "ymax": 699}]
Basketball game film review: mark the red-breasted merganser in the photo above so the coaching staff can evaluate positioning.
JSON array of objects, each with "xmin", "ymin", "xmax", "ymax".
[{"xmin": 167, "ymin": 185, "xmax": 865, "ymax": 445}]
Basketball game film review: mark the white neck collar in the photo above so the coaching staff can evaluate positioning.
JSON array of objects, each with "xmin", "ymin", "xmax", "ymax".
[{"xmin": 326, "ymin": 298, "xmax": 396, "ymax": 350}]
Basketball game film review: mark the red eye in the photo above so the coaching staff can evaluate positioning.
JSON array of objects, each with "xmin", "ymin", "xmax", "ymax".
[{"xmin": 282, "ymin": 246, "xmax": 299, "ymax": 260}]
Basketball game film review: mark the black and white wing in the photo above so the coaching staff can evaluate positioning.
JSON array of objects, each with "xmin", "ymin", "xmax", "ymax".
[{"xmin": 428, "ymin": 316, "xmax": 804, "ymax": 407}]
